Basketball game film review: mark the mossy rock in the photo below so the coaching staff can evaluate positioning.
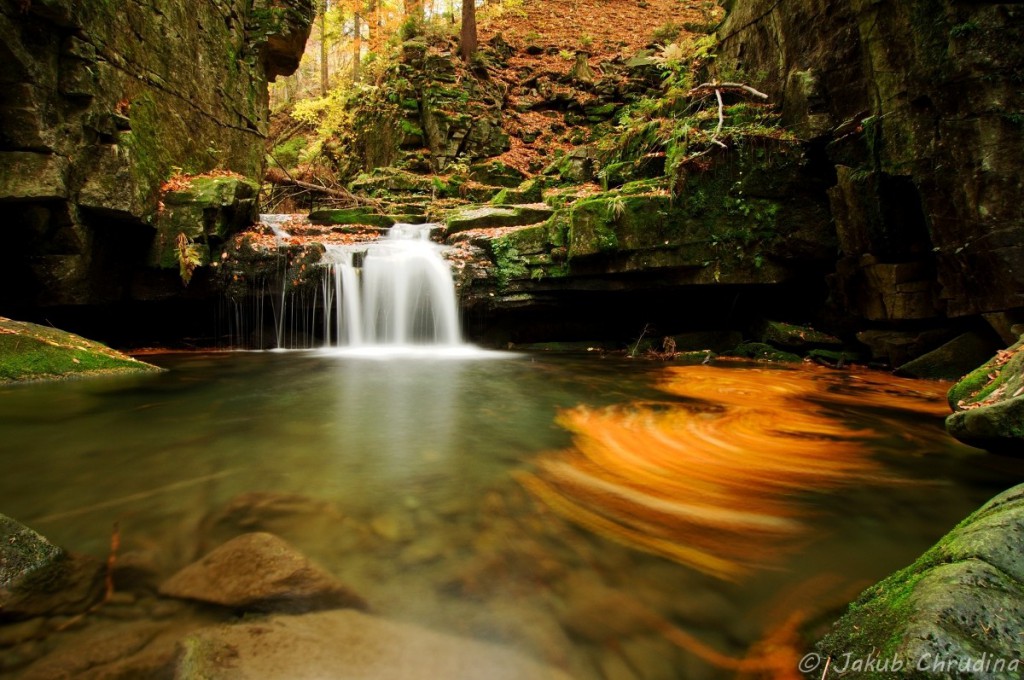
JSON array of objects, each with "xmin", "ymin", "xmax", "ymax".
[
  {"xmin": 469, "ymin": 161, "xmax": 527, "ymax": 188},
  {"xmin": 0, "ymin": 317, "xmax": 161, "ymax": 382},
  {"xmin": 945, "ymin": 336, "xmax": 1024, "ymax": 453},
  {"xmin": 445, "ymin": 204, "xmax": 554, "ymax": 234},
  {"xmin": 758, "ymin": 320, "xmax": 842, "ymax": 349},
  {"xmin": 568, "ymin": 193, "xmax": 674, "ymax": 258},
  {"xmin": 150, "ymin": 176, "xmax": 259, "ymax": 269},
  {"xmin": 0, "ymin": 514, "xmax": 64, "ymax": 590},
  {"xmin": 673, "ymin": 350, "xmax": 718, "ymax": 365},
  {"xmin": 350, "ymin": 168, "xmax": 437, "ymax": 196},
  {"xmin": 817, "ymin": 484, "xmax": 1024, "ymax": 676},
  {"xmin": 722, "ymin": 342, "xmax": 802, "ymax": 363},
  {"xmin": 491, "ymin": 179, "xmax": 544, "ymax": 205},
  {"xmin": 808, "ymin": 349, "xmax": 865, "ymax": 365},
  {"xmin": 309, "ymin": 208, "xmax": 395, "ymax": 229}
]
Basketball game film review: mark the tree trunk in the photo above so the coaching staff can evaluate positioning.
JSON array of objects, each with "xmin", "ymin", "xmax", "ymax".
[
  {"xmin": 319, "ymin": 0, "xmax": 329, "ymax": 96},
  {"xmin": 367, "ymin": 0, "xmax": 378, "ymax": 49},
  {"xmin": 352, "ymin": 12, "xmax": 361, "ymax": 82},
  {"xmin": 460, "ymin": 0, "xmax": 477, "ymax": 62}
]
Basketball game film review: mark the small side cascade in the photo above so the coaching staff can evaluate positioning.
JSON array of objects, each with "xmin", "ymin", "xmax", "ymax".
[{"xmin": 319, "ymin": 223, "xmax": 463, "ymax": 348}]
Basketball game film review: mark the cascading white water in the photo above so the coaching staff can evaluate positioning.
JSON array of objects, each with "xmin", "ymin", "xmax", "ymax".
[{"xmin": 320, "ymin": 223, "xmax": 463, "ymax": 348}]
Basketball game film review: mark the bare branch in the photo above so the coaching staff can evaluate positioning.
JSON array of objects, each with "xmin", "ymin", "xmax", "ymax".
[
  {"xmin": 688, "ymin": 81, "xmax": 769, "ymax": 100},
  {"xmin": 714, "ymin": 88, "xmax": 725, "ymax": 138}
]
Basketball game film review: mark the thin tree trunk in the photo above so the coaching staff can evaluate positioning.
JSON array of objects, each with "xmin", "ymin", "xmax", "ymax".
[
  {"xmin": 460, "ymin": 0, "xmax": 477, "ymax": 61},
  {"xmin": 352, "ymin": 12, "xmax": 361, "ymax": 82},
  {"xmin": 319, "ymin": 0, "xmax": 329, "ymax": 96}
]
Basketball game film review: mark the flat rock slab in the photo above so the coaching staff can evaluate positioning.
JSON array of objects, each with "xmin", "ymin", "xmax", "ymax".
[
  {"xmin": 175, "ymin": 610, "xmax": 574, "ymax": 680},
  {"xmin": 445, "ymin": 204, "xmax": 554, "ymax": 233},
  {"xmin": 159, "ymin": 532, "xmax": 366, "ymax": 613}
]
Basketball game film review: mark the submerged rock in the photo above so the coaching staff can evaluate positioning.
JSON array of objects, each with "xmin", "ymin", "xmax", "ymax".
[
  {"xmin": 0, "ymin": 317, "xmax": 161, "ymax": 383},
  {"xmin": 896, "ymin": 331, "xmax": 1000, "ymax": 381},
  {"xmin": 175, "ymin": 610, "xmax": 573, "ymax": 680},
  {"xmin": 159, "ymin": 532, "xmax": 366, "ymax": 614},
  {"xmin": 946, "ymin": 336, "xmax": 1024, "ymax": 453},
  {"xmin": 817, "ymin": 484, "xmax": 1024, "ymax": 671},
  {"xmin": 0, "ymin": 514, "xmax": 104, "ymax": 621}
]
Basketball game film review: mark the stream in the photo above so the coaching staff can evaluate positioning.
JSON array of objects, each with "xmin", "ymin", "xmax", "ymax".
[{"xmin": 1, "ymin": 352, "xmax": 1021, "ymax": 678}]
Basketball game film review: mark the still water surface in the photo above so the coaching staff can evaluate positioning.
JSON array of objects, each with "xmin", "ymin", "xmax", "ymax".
[{"xmin": 1, "ymin": 352, "xmax": 1021, "ymax": 678}]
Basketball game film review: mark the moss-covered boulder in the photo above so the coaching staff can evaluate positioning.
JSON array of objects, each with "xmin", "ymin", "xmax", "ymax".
[
  {"xmin": 0, "ymin": 317, "xmax": 161, "ymax": 382},
  {"xmin": 1, "ymin": 514, "xmax": 104, "ymax": 621},
  {"xmin": 946, "ymin": 337, "xmax": 1024, "ymax": 453},
  {"xmin": 817, "ymin": 484, "xmax": 1024, "ymax": 677},
  {"xmin": 150, "ymin": 176, "xmax": 259, "ymax": 271},
  {"xmin": 469, "ymin": 161, "xmax": 527, "ymax": 188},
  {"xmin": 491, "ymin": 179, "xmax": 544, "ymax": 206},
  {"xmin": 445, "ymin": 204, "xmax": 554, "ymax": 234},
  {"xmin": 349, "ymin": 168, "xmax": 439, "ymax": 196}
]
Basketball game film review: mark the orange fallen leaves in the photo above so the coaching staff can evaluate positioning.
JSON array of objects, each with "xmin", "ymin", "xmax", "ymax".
[{"xmin": 519, "ymin": 365, "xmax": 949, "ymax": 582}]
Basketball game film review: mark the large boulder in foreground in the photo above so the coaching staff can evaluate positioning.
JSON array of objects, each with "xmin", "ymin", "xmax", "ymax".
[
  {"xmin": 159, "ymin": 532, "xmax": 366, "ymax": 613},
  {"xmin": 1, "ymin": 514, "xmax": 104, "ymax": 621},
  {"xmin": 0, "ymin": 317, "xmax": 161, "ymax": 382},
  {"xmin": 175, "ymin": 610, "xmax": 573, "ymax": 680},
  {"xmin": 946, "ymin": 336, "xmax": 1024, "ymax": 454},
  {"xmin": 816, "ymin": 485, "xmax": 1024, "ymax": 676}
]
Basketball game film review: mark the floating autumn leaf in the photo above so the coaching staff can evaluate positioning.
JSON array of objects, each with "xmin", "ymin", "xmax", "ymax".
[{"xmin": 519, "ymin": 365, "xmax": 942, "ymax": 581}]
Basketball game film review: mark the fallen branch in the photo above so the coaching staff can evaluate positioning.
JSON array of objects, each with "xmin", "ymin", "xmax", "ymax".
[
  {"xmin": 689, "ymin": 81, "xmax": 769, "ymax": 100},
  {"xmin": 265, "ymin": 170, "xmax": 378, "ymax": 208}
]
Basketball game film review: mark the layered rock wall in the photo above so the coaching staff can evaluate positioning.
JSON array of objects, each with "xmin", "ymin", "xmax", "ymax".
[
  {"xmin": 0, "ymin": 0, "xmax": 313, "ymax": 315},
  {"xmin": 717, "ymin": 1, "xmax": 1024, "ymax": 324}
]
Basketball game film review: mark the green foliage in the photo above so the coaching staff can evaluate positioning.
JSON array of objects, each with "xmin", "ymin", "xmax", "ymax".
[
  {"xmin": 949, "ymin": 21, "xmax": 980, "ymax": 38},
  {"xmin": 288, "ymin": 47, "xmax": 407, "ymax": 180},
  {"xmin": 651, "ymin": 21, "xmax": 682, "ymax": 44},
  {"xmin": 270, "ymin": 135, "xmax": 308, "ymax": 169}
]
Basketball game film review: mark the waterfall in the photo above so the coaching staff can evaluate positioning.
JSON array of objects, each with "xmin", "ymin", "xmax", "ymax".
[{"xmin": 319, "ymin": 223, "xmax": 463, "ymax": 349}]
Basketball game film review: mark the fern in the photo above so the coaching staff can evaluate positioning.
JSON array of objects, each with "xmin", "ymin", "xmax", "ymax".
[{"xmin": 176, "ymin": 233, "xmax": 202, "ymax": 287}]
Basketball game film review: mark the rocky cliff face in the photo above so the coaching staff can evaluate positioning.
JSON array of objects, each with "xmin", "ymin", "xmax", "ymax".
[
  {"xmin": 0, "ymin": 0, "xmax": 313, "ymax": 321},
  {"xmin": 717, "ymin": 0, "xmax": 1024, "ymax": 328}
]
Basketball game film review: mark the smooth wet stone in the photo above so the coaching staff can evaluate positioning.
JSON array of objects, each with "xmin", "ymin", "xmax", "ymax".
[
  {"xmin": 174, "ymin": 610, "xmax": 574, "ymax": 680},
  {"xmin": 159, "ymin": 532, "xmax": 366, "ymax": 613}
]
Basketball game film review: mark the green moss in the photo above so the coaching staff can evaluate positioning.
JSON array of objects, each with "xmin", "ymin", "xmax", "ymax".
[
  {"xmin": 308, "ymin": 208, "xmax": 395, "ymax": 228},
  {"xmin": 0, "ymin": 319, "xmax": 161, "ymax": 382},
  {"xmin": 491, "ymin": 239, "xmax": 529, "ymax": 288}
]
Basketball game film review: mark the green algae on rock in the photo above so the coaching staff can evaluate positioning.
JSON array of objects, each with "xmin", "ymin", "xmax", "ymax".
[
  {"xmin": 0, "ymin": 318, "xmax": 161, "ymax": 383},
  {"xmin": 946, "ymin": 336, "xmax": 1024, "ymax": 454},
  {"xmin": 816, "ymin": 484, "xmax": 1024, "ymax": 677}
]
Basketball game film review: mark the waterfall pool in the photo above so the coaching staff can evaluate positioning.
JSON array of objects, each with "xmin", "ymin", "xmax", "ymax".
[{"xmin": 1, "ymin": 352, "xmax": 1021, "ymax": 678}]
